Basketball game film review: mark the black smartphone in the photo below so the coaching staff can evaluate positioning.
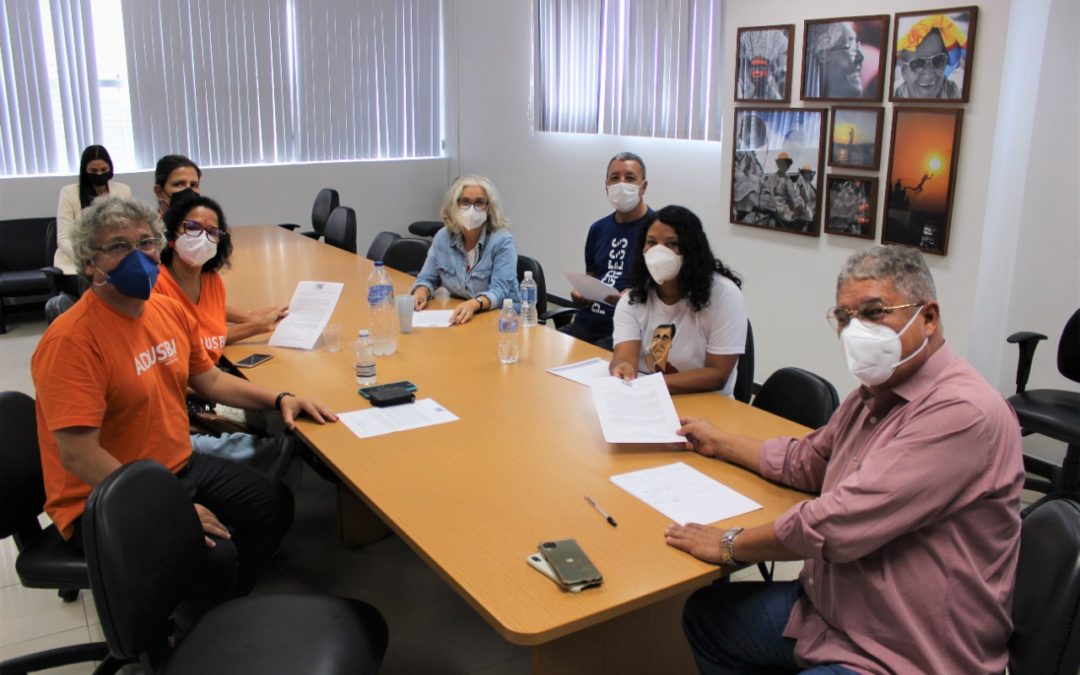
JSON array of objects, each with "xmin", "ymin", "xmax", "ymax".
[
  {"xmin": 235, "ymin": 353, "xmax": 273, "ymax": 369},
  {"xmin": 539, "ymin": 539, "xmax": 603, "ymax": 588},
  {"xmin": 359, "ymin": 381, "xmax": 418, "ymax": 399}
]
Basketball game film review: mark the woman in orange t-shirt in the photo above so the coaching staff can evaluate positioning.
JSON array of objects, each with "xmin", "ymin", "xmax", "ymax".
[{"xmin": 155, "ymin": 194, "xmax": 287, "ymax": 362}]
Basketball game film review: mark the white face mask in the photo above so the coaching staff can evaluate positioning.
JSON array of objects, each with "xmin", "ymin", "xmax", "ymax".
[
  {"xmin": 840, "ymin": 309, "xmax": 928, "ymax": 387},
  {"xmin": 458, "ymin": 206, "xmax": 487, "ymax": 231},
  {"xmin": 607, "ymin": 182, "xmax": 641, "ymax": 213},
  {"xmin": 174, "ymin": 233, "xmax": 218, "ymax": 267},
  {"xmin": 643, "ymin": 245, "xmax": 683, "ymax": 284}
]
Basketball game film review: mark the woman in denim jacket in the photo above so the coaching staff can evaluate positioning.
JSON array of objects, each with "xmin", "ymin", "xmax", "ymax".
[{"xmin": 410, "ymin": 175, "xmax": 520, "ymax": 324}]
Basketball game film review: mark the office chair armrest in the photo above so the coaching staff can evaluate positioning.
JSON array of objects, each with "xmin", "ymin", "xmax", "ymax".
[
  {"xmin": 1007, "ymin": 331, "xmax": 1048, "ymax": 393},
  {"xmin": 277, "ymin": 223, "xmax": 301, "ymax": 231},
  {"xmin": 540, "ymin": 307, "xmax": 578, "ymax": 328},
  {"xmin": 40, "ymin": 266, "xmax": 62, "ymax": 293},
  {"xmin": 301, "ymin": 231, "xmax": 323, "ymax": 240}
]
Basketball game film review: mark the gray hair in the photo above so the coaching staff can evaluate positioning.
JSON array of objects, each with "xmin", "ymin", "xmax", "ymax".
[
  {"xmin": 607, "ymin": 152, "xmax": 647, "ymax": 179},
  {"xmin": 837, "ymin": 245, "xmax": 937, "ymax": 302},
  {"xmin": 71, "ymin": 195, "xmax": 163, "ymax": 271},
  {"xmin": 440, "ymin": 175, "xmax": 510, "ymax": 235},
  {"xmin": 810, "ymin": 22, "xmax": 853, "ymax": 59}
]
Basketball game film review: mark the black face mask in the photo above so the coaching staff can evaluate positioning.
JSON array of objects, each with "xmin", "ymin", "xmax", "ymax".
[
  {"xmin": 168, "ymin": 187, "xmax": 198, "ymax": 206},
  {"xmin": 88, "ymin": 171, "xmax": 113, "ymax": 187}
]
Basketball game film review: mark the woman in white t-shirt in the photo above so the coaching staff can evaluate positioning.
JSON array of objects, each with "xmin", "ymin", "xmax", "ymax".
[{"xmin": 610, "ymin": 205, "xmax": 747, "ymax": 395}]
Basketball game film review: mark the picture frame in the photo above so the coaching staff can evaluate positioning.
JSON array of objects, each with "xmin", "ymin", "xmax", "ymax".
[
  {"xmin": 801, "ymin": 15, "xmax": 890, "ymax": 102},
  {"xmin": 730, "ymin": 107, "xmax": 827, "ymax": 236},
  {"xmin": 824, "ymin": 175, "xmax": 878, "ymax": 240},
  {"xmin": 734, "ymin": 25, "xmax": 794, "ymax": 103},
  {"xmin": 882, "ymin": 107, "xmax": 964, "ymax": 256},
  {"xmin": 890, "ymin": 6, "xmax": 978, "ymax": 103},
  {"xmin": 828, "ymin": 106, "xmax": 884, "ymax": 170}
]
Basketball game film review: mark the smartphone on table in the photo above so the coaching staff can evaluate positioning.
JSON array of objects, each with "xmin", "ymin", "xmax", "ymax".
[{"xmin": 235, "ymin": 353, "xmax": 273, "ymax": 369}]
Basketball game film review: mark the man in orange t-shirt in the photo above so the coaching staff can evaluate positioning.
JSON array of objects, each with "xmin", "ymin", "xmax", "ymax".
[{"xmin": 31, "ymin": 196, "xmax": 337, "ymax": 611}]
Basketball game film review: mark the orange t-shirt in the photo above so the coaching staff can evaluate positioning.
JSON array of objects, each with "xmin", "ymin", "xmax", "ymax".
[
  {"xmin": 153, "ymin": 265, "xmax": 228, "ymax": 363},
  {"xmin": 31, "ymin": 291, "xmax": 215, "ymax": 538}
]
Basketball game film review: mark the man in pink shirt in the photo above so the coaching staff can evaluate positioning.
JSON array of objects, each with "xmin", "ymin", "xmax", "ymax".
[{"xmin": 668, "ymin": 245, "xmax": 1024, "ymax": 674}]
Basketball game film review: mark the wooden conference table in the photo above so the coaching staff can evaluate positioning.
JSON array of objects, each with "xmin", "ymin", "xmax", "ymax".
[{"xmin": 222, "ymin": 225, "xmax": 812, "ymax": 674}]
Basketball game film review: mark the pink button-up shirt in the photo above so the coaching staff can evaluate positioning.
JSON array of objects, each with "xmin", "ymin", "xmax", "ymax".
[{"xmin": 760, "ymin": 345, "xmax": 1024, "ymax": 674}]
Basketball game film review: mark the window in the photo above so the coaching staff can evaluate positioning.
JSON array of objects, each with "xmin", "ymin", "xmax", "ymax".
[
  {"xmin": 534, "ymin": 0, "xmax": 723, "ymax": 141},
  {"xmin": 0, "ymin": 0, "xmax": 443, "ymax": 177}
]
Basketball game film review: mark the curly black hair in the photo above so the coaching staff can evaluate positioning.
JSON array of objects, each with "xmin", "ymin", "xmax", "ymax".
[
  {"xmin": 626, "ymin": 205, "xmax": 741, "ymax": 311},
  {"xmin": 160, "ymin": 193, "xmax": 232, "ymax": 274}
]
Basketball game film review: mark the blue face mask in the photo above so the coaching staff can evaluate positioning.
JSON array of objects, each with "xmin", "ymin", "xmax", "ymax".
[{"xmin": 97, "ymin": 250, "xmax": 160, "ymax": 299}]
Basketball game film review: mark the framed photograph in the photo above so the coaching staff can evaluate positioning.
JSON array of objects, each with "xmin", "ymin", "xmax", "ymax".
[
  {"xmin": 730, "ymin": 107, "xmax": 827, "ymax": 236},
  {"xmin": 801, "ymin": 15, "xmax": 890, "ymax": 102},
  {"xmin": 891, "ymin": 6, "xmax": 978, "ymax": 102},
  {"xmin": 829, "ymin": 107, "xmax": 884, "ymax": 170},
  {"xmin": 824, "ymin": 175, "xmax": 878, "ymax": 239},
  {"xmin": 882, "ymin": 108, "xmax": 964, "ymax": 256},
  {"xmin": 735, "ymin": 25, "xmax": 794, "ymax": 103}
]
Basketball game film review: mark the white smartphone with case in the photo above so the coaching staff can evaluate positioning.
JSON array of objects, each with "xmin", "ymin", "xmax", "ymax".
[{"xmin": 526, "ymin": 553, "xmax": 587, "ymax": 592}]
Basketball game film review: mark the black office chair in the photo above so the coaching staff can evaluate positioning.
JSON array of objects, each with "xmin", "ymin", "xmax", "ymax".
[
  {"xmin": 732, "ymin": 321, "xmax": 755, "ymax": 404},
  {"xmin": 407, "ymin": 220, "xmax": 443, "ymax": 239},
  {"xmin": 752, "ymin": 367, "xmax": 840, "ymax": 430},
  {"xmin": 516, "ymin": 254, "xmax": 576, "ymax": 327},
  {"xmin": 324, "ymin": 206, "xmax": 358, "ymax": 254},
  {"xmin": 83, "ymin": 460, "xmax": 389, "ymax": 674},
  {"xmin": 279, "ymin": 188, "xmax": 339, "ymax": 241},
  {"xmin": 382, "ymin": 237, "xmax": 431, "ymax": 276},
  {"xmin": 0, "ymin": 391, "xmax": 115, "ymax": 674},
  {"xmin": 1009, "ymin": 497, "xmax": 1080, "ymax": 675},
  {"xmin": 365, "ymin": 231, "xmax": 401, "ymax": 262},
  {"xmin": 0, "ymin": 217, "xmax": 62, "ymax": 333},
  {"xmin": 1006, "ymin": 308, "xmax": 1080, "ymax": 514}
]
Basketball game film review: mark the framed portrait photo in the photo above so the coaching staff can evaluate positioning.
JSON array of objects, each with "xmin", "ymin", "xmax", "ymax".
[
  {"xmin": 824, "ymin": 175, "xmax": 878, "ymax": 239},
  {"xmin": 882, "ymin": 108, "xmax": 964, "ymax": 256},
  {"xmin": 730, "ymin": 107, "xmax": 827, "ymax": 237},
  {"xmin": 828, "ymin": 107, "xmax": 885, "ymax": 170},
  {"xmin": 735, "ymin": 25, "xmax": 794, "ymax": 103},
  {"xmin": 801, "ymin": 15, "xmax": 890, "ymax": 102},
  {"xmin": 891, "ymin": 6, "xmax": 978, "ymax": 103}
]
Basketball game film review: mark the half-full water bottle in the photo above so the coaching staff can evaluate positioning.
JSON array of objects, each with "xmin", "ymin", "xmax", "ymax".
[
  {"xmin": 353, "ymin": 330, "xmax": 376, "ymax": 385},
  {"xmin": 519, "ymin": 271, "xmax": 538, "ymax": 328},
  {"xmin": 367, "ymin": 261, "xmax": 397, "ymax": 355},
  {"xmin": 497, "ymin": 299, "xmax": 520, "ymax": 364}
]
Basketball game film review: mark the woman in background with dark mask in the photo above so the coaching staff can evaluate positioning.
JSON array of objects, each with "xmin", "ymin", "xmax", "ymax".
[
  {"xmin": 55, "ymin": 145, "xmax": 132, "ymax": 294},
  {"xmin": 153, "ymin": 154, "xmax": 202, "ymax": 216}
]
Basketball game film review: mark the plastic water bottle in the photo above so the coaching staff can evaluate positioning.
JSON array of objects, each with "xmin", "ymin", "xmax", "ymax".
[
  {"xmin": 519, "ymin": 271, "xmax": 538, "ymax": 328},
  {"xmin": 498, "ymin": 299, "xmax": 520, "ymax": 364},
  {"xmin": 353, "ymin": 330, "xmax": 376, "ymax": 385},
  {"xmin": 367, "ymin": 261, "xmax": 397, "ymax": 355}
]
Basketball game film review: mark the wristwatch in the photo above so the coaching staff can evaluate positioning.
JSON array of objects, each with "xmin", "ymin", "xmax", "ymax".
[{"xmin": 719, "ymin": 527, "xmax": 745, "ymax": 569}]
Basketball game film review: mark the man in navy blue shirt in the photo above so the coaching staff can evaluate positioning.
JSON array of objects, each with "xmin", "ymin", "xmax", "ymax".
[{"xmin": 559, "ymin": 152, "xmax": 654, "ymax": 347}]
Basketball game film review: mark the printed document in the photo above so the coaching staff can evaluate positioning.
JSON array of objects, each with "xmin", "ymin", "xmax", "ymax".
[
  {"xmin": 564, "ymin": 272, "xmax": 618, "ymax": 304},
  {"xmin": 268, "ymin": 281, "xmax": 344, "ymax": 349},
  {"xmin": 610, "ymin": 461, "xmax": 762, "ymax": 525},
  {"xmin": 590, "ymin": 372, "xmax": 684, "ymax": 443},
  {"xmin": 412, "ymin": 310, "xmax": 455, "ymax": 328},
  {"xmin": 339, "ymin": 398, "xmax": 459, "ymax": 439},
  {"xmin": 547, "ymin": 357, "xmax": 612, "ymax": 386}
]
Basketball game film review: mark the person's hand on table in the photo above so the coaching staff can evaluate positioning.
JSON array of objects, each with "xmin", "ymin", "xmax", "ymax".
[
  {"xmin": 194, "ymin": 503, "xmax": 229, "ymax": 548},
  {"xmin": 678, "ymin": 416, "xmax": 723, "ymax": 457},
  {"xmin": 664, "ymin": 522, "xmax": 725, "ymax": 564},
  {"xmin": 451, "ymin": 298, "xmax": 482, "ymax": 325},
  {"xmin": 412, "ymin": 288, "xmax": 430, "ymax": 311},
  {"xmin": 609, "ymin": 360, "xmax": 637, "ymax": 381},
  {"xmin": 278, "ymin": 395, "xmax": 338, "ymax": 430}
]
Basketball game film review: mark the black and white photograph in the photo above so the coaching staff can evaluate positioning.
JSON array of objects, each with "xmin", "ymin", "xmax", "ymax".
[
  {"xmin": 802, "ymin": 15, "xmax": 890, "ymax": 102},
  {"xmin": 735, "ymin": 25, "xmax": 794, "ymax": 103},
  {"xmin": 824, "ymin": 175, "xmax": 878, "ymax": 239}
]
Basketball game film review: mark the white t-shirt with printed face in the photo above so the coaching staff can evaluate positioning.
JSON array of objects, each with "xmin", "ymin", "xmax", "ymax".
[{"xmin": 612, "ymin": 274, "xmax": 747, "ymax": 397}]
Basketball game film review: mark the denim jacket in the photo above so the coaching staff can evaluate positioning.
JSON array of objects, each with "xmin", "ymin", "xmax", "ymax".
[{"xmin": 410, "ymin": 226, "xmax": 520, "ymax": 308}]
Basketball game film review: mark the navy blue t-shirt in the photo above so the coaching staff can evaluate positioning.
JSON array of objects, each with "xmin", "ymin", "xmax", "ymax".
[{"xmin": 572, "ymin": 209, "xmax": 654, "ymax": 333}]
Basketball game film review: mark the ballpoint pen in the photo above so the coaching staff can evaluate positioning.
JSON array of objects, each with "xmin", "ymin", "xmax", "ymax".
[{"xmin": 585, "ymin": 495, "xmax": 618, "ymax": 527}]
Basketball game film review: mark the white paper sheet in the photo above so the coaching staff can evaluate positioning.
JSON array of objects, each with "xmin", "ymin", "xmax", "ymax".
[
  {"xmin": 564, "ymin": 272, "xmax": 618, "ymax": 304},
  {"xmin": 610, "ymin": 461, "xmax": 762, "ymax": 525},
  {"xmin": 339, "ymin": 398, "xmax": 459, "ymax": 439},
  {"xmin": 590, "ymin": 372, "xmax": 684, "ymax": 443},
  {"xmin": 412, "ymin": 310, "xmax": 455, "ymax": 327},
  {"xmin": 268, "ymin": 281, "xmax": 344, "ymax": 349},
  {"xmin": 546, "ymin": 357, "xmax": 612, "ymax": 386}
]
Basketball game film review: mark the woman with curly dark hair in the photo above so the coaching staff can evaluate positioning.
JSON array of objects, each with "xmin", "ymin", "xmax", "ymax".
[{"xmin": 609, "ymin": 205, "xmax": 747, "ymax": 395}]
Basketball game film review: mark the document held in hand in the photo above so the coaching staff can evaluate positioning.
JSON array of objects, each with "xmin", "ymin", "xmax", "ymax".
[
  {"xmin": 268, "ymin": 281, "xmax": 344, "ymax": 349},
  {"xmin": 590, "ymin": 372, "xmax": 684, "ymax": 444},
  {"xmin": 564, "ymin": 272, "xmax": 618, "ymax": 304}
]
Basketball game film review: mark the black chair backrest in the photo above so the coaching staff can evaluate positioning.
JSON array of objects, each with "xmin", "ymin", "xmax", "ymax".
[
  {"xmin": 752, "ymin": 367, "xmax": 840, "ymax": 429},
  {"xmin": 1059, "ymin": 308, "xmax": 1080, "ymax": 383},
  {"xmin": 45, "ymin": 219, "xmax": 58, "ymax": 263},
  {"xmin": 407, "ymin": 220, "xmax": 444, "ymax": 238},
  {"xmin": 83, "ymin": 460, "xmax": 205, "ymax": 661},
  {"xmin": 311, "ymin": 188, "xmax": 340, "ymax": 236},
  {"xmin": 0, "ymin": 217, "xmax": 53, "ymax": 271},
  {"xmin": 1009, "ymin": 498, "xmax": 1080, "ymax": 675},
  {"xmin": 732, "ymin": 321, "xmax": 754, "ymax": 404},
  {"xmin": 324, "ymin": 206, "xmax": 357, "ymax": 254},
  {"xmin": 366, "ymin": 231, "xmax": 401, "ymax": 262},
  {"xmin": 516, "ymin": 254, "xmax": 547, "ymax": 316},
  {"xmin": 382, "ymin": 237, "xmax": 431, "ymax": 276},
  {"xmin": 0, "ymin": 391, "xmax": 47, "ymax": 542}
]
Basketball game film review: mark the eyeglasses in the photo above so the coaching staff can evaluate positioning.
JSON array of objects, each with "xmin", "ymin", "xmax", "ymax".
[
  {"xmin": 457, "ymin": 198, "xmax": 489, "ymax": 210},
  {"xmin": 180, "ymin": 219, "xmax": 226, "ymax": 243},
  {"xmin": 826, "ymin": 302, "xmax": 923, "ymax": 331},
  {"xmin": 906, "ymin": 53, "xmax": 948, "ymax": 72},
  {"xmin": 91, "ymin": 236, "xmax": 164, "ymax": 257}
]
